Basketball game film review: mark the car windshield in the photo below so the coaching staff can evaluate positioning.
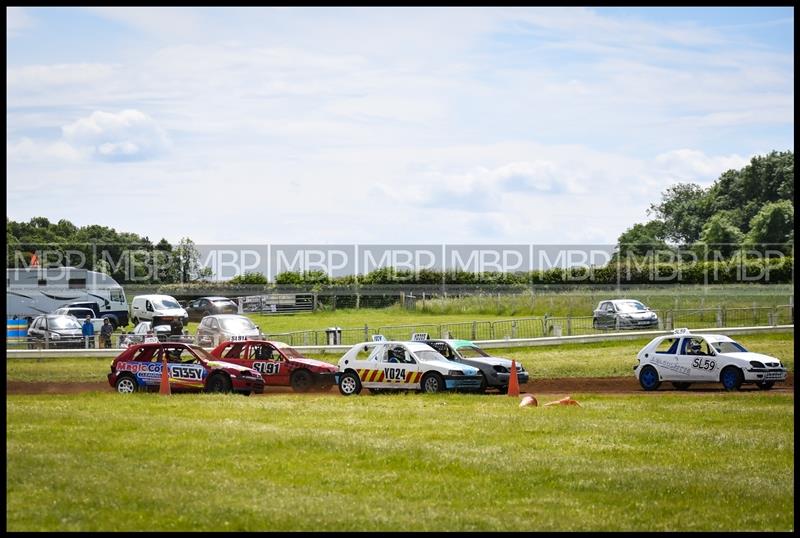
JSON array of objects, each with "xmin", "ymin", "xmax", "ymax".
[
  {"xmin": 212, "ymin": 300, "xmax": 236, "ymax": 306},
  {"xmin": 220, "ymin": 317, "xmax": 256, "ymax": 331},
  {"xmin": 414, "ymin": 350, "xmax": 449, "ymax": 363},
  {"xmin": 155, "ymin": 299, "xmax": 181, "ymax": 309},
  {"xmin": 457, "ymin": 345, "xmax": 490, "ymax": 359},
  {"xmin": 616, "ymin": 301, "xmax": 647, "ymax": 312},
  {"xmin": 711, "ymin": 341, "xmax": 748, "ymax": 353},
  {"xmin": 48, "ymin": 317, "xmax": 81, "ymax": 329}
]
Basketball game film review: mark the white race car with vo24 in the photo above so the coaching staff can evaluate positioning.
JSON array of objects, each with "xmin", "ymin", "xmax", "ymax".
[
  {"xmin": 336, "ymin": 341, "xmax": 483, "ymax": 395},
  {"xmin": 634, "ymin": 329, "xmax": 787, "ymax": 391}
]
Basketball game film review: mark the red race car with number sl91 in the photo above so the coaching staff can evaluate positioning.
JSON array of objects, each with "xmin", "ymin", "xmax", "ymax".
[
  {"xmin": 108, "ymin": 341, "xmax": 265, "ymax": 395},
  {"xmin": 209, "ymin": 339, "xmax": 338, "ymax": 392}
]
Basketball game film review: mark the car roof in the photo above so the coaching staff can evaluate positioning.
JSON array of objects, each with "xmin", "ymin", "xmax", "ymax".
[
  {"xmin": 203, "ymin": 296, "xmax": 232, "ymax": 301},
  {"xmin": 426, "ymin": 339, "xmax": 474, "ymax": 347},
  {"xmin": 357, "ymin": 341, "xmax": 434, "ymax": 352},
  {"xmin": 133, "ymin": 294, "xmax": 176, "ymax": 300}
]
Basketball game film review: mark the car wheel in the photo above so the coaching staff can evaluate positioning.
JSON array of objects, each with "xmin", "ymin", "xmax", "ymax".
[
  {"xmin": 639, "ymin": 365, "xmax": 661, "ymax": 391},
  {"xmin": 720, "ymin": 366, "xmax": 743, "ymax": 391},
  {"xmin": 338, "ymin": 371, "xmax": 362, "ymax": 396},
  {"xmin": 421, "ymin": 372, "xmax": 444, "ymax": 394},
  {"xmin": 477, "ymin": 372, "xmax": 488, "ymax": 394},
  {"xmin": 115, "ymin": 375, "xmax": 138, "ymax": 394},
  {"xmin": 206, "ymin": 373, "xmax": 232, "ymax": 393},
  {"xmin": 671, "ymin": 381, "xmax": 691, "ymax": 390},
  {"xmin": 592, "ymin": 318, "xmax": 599, "ymax": 329},
  {"xmin": 290, "ymin": 369, "xmax": 314, "ymax": 393},
  {"xmin": 756, "ymin": 381, "xmax": 775, "ymax": 390}
]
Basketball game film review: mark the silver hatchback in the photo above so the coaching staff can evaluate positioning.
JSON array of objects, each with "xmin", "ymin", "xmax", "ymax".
[{"xmin": 195, "ymin": 314, "xmax": 262, "ymax": 347}]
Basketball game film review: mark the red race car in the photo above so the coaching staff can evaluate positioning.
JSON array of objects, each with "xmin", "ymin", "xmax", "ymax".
[
  {"xmin": 108, "ymin": 341, "xmax": 265, "ymax": 395},
  {"xmin": 209, "ymin": 339, "xmax": 338, "ymax": 392}
]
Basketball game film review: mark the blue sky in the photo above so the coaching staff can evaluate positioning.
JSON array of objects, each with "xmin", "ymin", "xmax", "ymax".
[{"xmin": 6, "ymin": 7, "xmax": 794, "ymax": 245}]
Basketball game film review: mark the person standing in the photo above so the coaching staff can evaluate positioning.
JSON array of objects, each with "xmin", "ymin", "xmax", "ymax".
[
  {"xmin": 100, "ymin": 317, "xmax": 114, "ymax": 348},
  {"xmin": 82, "ymin": 315, "xmax": 95, "ymax": 348}
]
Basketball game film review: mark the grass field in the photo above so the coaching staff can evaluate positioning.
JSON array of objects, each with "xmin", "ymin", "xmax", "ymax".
[
  {"xmin": 6, "ymin": 332, "xmax": 793, "ymax": 384},
  {"xmin": 6, "ymin": 391, "xmax": 794, "ymax": 531}
]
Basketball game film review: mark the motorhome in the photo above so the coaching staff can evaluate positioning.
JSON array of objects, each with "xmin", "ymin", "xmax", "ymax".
[{"xmin": 6, "ymin": 267, "xmax": 129, "ymax": 327}]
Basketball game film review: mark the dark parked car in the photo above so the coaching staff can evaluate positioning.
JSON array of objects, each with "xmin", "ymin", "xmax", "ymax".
[
  {"xmin": 26, "ymin": 314, "xmax": 85, "ymax": 348},
  {"xmin": 592, "ymin": 300, "xmax": 659, "ymax": 330},
  {"xmin": 185, "ymin": 296, "xmax": 239, "ymax": 321}
]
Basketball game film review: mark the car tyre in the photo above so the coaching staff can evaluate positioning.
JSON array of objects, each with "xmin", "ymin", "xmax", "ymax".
[
  {"xmin": 290, "ymin": 369, "xmax": 313, "ymax": 393},
  {"xmin": 115, "ymin": 374, "xmax": 138, "ymax": 394},
  {"xmin": 639, "ymin": 365, "xmax": 661, "ymax": 391},
  {"xmin": 477, "ymin": 372, "xmax": 488, "ymax": 394},
  {"xmin": 592, "ymin": 318, "xmax": 599, "ymax": 330},
  {"xmin": 206, "ymin": 373, "xmax": 232, "ymax": 393},
  {"xmin": 671, "ymin": 381, "xmax": 691, "ymax": 390},
  {"xmin": 338, "ymin": 371, "xmax": 362, "ymax": 396},
  {"xmin": 421, "ymin": 372, "xmax": 444, "ymax": 394},
  {"xmin": 756, "ymin": 381, "xmax": 775, "ymax": 390},
  {"xmin": 720, "ymin": 366, "xmax": 743, "ymax": 391}
]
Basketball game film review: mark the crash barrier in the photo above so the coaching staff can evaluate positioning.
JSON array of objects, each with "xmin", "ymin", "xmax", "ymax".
[
  {"xmin": 261, "ymin": 305, "xmax": 793, "ymax": 346},
  {"xmin": 6, "ymin": 325, "xmax": 794, "ymax": 358}
]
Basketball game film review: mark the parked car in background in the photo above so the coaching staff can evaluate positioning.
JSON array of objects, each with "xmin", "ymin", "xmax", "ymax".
[
  {"xmin": 420, "ymin": 338, "xmax": 529, "ymax": 393},
  {"xmin": 185, "ymin": 296, "xmax": 239, "ymax": 321},
  {"xmin": 593, "ymin": 299, "xmax": 659, "ymax": 330},
  {"xmin": 51, "ymin": 306, "xmax": 104, "ymax": 332},
  {"xmin": 108, "ymin": 341, "xmax": 264, "ymax": 395},
  {"xmin": 195, "ymin": 314, "xmax": 261, "ymax": 347},
  {"xmin": 130, "ymin": 294, "xmax": 188, "ymax": 325},
  {"xmin": 336, "ymin": 340, "xmax": 483, "ymax": 396},
  {"xmin": 634, "ymin": 328, "xmax": 788, "ymax": 391},
  {"xmin": 26, "ymin": 314, "xmax": 85, "ymax": 348},
  {"xmin": 209, "ymin": 339, "xmax": 338, "ymax": 392},
  {"xmin": 119, "ymin": 321, "xmax": 193, "ymax": 347}
]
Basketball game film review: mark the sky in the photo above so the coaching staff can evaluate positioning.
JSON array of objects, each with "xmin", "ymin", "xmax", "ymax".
[{"xmin": 6, "ymin": 6, "xmax": 794, "ymax": 246}]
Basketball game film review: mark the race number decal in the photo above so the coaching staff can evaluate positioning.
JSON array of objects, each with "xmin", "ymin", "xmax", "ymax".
[
  {"xmin": 171, "ymin": 365, "xmax": 204, "ymax": 380},
  {"xmin": 384, "ymin": 367, "xmax": 406, "ymax": 381},
  {"xmin": 691, "ymin": 358, "xmax": 716, "ymax": 371},
  {"xmin": 253, "ymin": 362, "xmax": 280, "ymax": 375}
]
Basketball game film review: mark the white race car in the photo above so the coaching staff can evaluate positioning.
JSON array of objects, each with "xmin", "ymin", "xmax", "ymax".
[
  {"xmin": 634, "ymin": 329, "xmax": 788, "ymax": 391},
  {"xmin": 336, "ymin": 341, "xmax": 483, "ymax": 395}
]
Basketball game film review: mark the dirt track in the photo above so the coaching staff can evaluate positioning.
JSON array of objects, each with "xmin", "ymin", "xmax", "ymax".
[{"xmin": 7, "ymin": 373, "xmax": 794, "ymax": 396}]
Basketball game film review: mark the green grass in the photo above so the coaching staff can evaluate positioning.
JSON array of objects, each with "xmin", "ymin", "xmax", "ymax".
[
  {"xmin": 6, "ymin": 333, "xmax": 793, "ymax": 383},
  {"xmin": 6, "ymin": 392, "xmax": 794, "ymax": 531}
]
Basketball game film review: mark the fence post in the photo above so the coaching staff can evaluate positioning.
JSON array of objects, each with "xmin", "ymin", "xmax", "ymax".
[
  {"xmin": 666, "ymin": 311, "xmax": 673, "ymax": 330},
  {"xmin": 752, "ymin": 302, "xmax": 757, "ymax": 325},
  {"xmin": 471, "ymin": 321, "xmax": 477, "ymax": 340},
  {"xmin": 312, "ymin": 293, "xmax": 318, "ymax": 311},
  {"xmin": 355, "ymin": 293, "xmax": 360, "ymax": 310},
  {"xmin": 769, "ymin": 307, "xmax": 776, "ymax": 327},
  {"xmin": 511, "ymin": 320, "xmax": 517, "ymax": 339},
  {"xmin": 364, "ymin": 323, "xmax": 369, "ymax": 341},
  {"xmin": 567, "ymin": 315, "xmax": 572, "ymax": 336},
  {"xmin": 716, "ymin": 306, "xmax": 723, "ymax": 328}
]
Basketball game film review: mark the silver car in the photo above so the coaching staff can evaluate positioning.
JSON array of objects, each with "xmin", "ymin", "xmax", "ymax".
[
  {"xmin": 195, "ymin": 314, "xmax": 261, "ymax": 347},
  {"xmin": 593, "ymin": 299, "xmax": 659, "ymax": 330}
]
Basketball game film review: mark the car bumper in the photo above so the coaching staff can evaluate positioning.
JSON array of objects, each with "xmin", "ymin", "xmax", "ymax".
[
  {"xmin": 491, "ymin": 371, "xmax": 530, "ymax": 387},
  {"xmin": 444, "ymin": 374, "xmax": 484, "ymax": 390},
  {"xmin": 313, "ymin": 371, "xmax": 338, "ymax": 387},
  {"xmin": 744, "ymin": 368, "xmax": 787, "ymax": 383},
  {"xmin": 231, "ymin": 376, "xmax": 265, "ymax": 394},
  {"xmin": 617, "ymin": 319, "xmax": 659, "ymax": 329}
]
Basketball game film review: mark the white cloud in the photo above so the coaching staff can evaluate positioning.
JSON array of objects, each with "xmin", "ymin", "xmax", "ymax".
[
  {"xmin": 654, "ymin": 149, "xmax": 750, "ymax": 183},
  {"xmin": 6, "ymin": 7, "xmax": 34, "ymax": 38},
  {"xmin": 61, "ymin": 110, "xmax": 171, "ymax": 161}
]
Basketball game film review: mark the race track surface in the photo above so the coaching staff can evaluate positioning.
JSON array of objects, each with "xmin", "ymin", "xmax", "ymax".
[{"xmin": 7, "ymin": 373, "xmax": 794, "ymax": 396}]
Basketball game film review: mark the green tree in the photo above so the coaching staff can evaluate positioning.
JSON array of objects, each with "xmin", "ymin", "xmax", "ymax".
[
  {"xmin": 745, "ymin": 200, "xmax": 794, "ymax": 254},
  {"xmin": 615, "ymin": 221, "xmax": 670, "ymax": 258},
  {"xmin": 230, "ymin": 272, "xmax": 269, "ymax": 285},
  {"xmin": 648, "ymin": 183, "xmax": 714, "ymax": 244},
  {"xmin": 697, "ymin": 214, "xmax": 744, "ymax": 258}
]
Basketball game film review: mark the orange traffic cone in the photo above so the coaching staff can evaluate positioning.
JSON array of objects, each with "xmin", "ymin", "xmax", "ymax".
[
  {"xmin": 507, "ymin": 360, "xmax": 520, "ymax": 397},
  {"xmin": 544, "ymin": 395, "xmax": 581, "ymax": 407},
  {"xmin": 159, "ymin": 354, "xmax": 171, "ymax": 396}
]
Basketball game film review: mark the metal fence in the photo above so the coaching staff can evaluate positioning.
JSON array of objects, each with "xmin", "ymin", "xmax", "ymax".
[{"xmin": 6, "ymin": 305, "xmax": 793, "ymax": 351}]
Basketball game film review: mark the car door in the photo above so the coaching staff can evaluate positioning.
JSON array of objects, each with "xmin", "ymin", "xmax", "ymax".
[
  {"xmin": 678, "ymin": 337, "xmax": 718, "ymax": 382},
  {"xmin": 245, "ymin": 343, "xmax": 288, "ymax": 385},
  {"xmin": 379, "ymin": 346, "xmax": 419, "ymax": 389}
]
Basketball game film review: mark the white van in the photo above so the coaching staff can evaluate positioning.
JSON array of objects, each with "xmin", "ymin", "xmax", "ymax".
[{"xmin": 130, "ymin": 294, "xmax": 189, "ymax": 325}]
